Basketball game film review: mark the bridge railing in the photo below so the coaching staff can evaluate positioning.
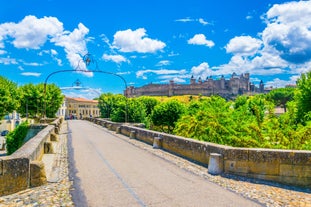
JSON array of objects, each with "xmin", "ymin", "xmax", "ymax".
[{"xmin": 86, "ymin": 117, "xmax": 311, "ymax": 188}]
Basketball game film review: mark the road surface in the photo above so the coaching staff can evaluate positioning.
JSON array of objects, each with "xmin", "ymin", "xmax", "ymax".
[{"xmin": 67, "ymin": 120, "xmax": 262, "ymax": 207}]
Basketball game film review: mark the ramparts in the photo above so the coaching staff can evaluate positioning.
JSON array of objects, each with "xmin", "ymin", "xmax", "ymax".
[
  {"xmin": 87, "ymin": 117, "xmax": 311, "ymax": 188},
  {"xmin": 0, "ymin": 118, "xmax": 62, "ymax": 196}
]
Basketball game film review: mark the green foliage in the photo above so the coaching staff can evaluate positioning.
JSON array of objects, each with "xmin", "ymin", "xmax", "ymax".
[
  {"xmin": 17, "ymin": 83, "xmax": 63, "ymax": 118},
  {"xmin": 151, "ymin": 100, "xmax": 185, "ymax": 133},
  {"xmin": 266, "ymin": 87, "xmax": 295, "ymax": 112},
  {"xmin": 0, "ymin": 76, "xmax": 19, "ymax": 119},
  {"xmin": 41, "ymin": 83, "xmax": 64, "ymax": 118},
  {"xmin": 111, "ymin": 98, "xmax": 147, "ymax": 123},
  {"xmin": 98, "ymin": 93, "xmax": 125, "ymax": 118},
  {"xmin": 136, "ymin": 96, "xmax": 159, "ymax": 116},
  {"xmin": 295, "ymin": 71, "xmax": 311, "ymax": 123},
  {"xmin": 17, "ymin": 83, "xmax": 43, "ymax": 118},
  {"xmin": 6, "ymin": 122, "xmax": 29, "ymax": 155}
]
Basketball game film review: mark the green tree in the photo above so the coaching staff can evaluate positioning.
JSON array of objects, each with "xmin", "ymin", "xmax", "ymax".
[
  {"xmin": 136, "ymin": 96, "xmax": 159, "ymax": 117},
  {"xmin": 0, "ymin": 76, "xmax": 19, "ymax": 119},
  {"xmin": 111, "ymin": 98, "xmax": 146, "ymax": 123},
  {"xmin": 295, "ymin": 71, "xmax": 311, "ymax": 123},
  {"xmin": 151, "ymin": 100, "xmax": 185, "ymax": 133},
  {"xmin": 266, "ymin": 87, "xmax": 295, "ymax": 112},
  {"xmin": 17, "ymin": 84, "xmax": 43, "ymax": 118},
  {"xmin": 98, "ymin": 93, "xmax": 125, "ymax": 118},
  {"xmin": 40, "ymin": 83, "xmax": 64, "ymax": 118}
]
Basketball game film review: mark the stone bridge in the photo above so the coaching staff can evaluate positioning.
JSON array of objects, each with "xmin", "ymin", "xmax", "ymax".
[{"xmin": 0, "ymin": 116, "xmax": 310, "ymax": 197}]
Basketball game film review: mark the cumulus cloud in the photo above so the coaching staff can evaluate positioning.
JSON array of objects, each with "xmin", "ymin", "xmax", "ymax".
[
  {"xmin": 188, "ymin": 34, "xmax": 215, "ymax": 48},
  {"xmin": 0, "ymin": 15, "xmax": 63, "ymax": 49},
  {"xmin": 51, "ymin": 23, "xmax": 91, "ymax": 74},
  {"xmin": 226, "ymin": 36, "xmax": 262, "ymax": 56},
  {"xmin": 264, "ymin": 76, "xmax": 298, "ymax": 88},
  {"xmin": 112, "ymin": 28, "xmax": 166, "ymax": 53},
  {"xmin": 136, "ymin": 69, "xmax": 187, "ymax": 80},
  {"xmin": 0, "ymin": 15, "xmax": 90, "ymax": 74},
  {"xmin": 262, "ymin": 1, "xmax": 311, "ymax": 64},
  {"xmin": 190, "ymin": 62, "xmax": 214, "ymax": 80},
  {"xmin": 102, "ymin": 54, "xmax": 128, "ymax": 64}
]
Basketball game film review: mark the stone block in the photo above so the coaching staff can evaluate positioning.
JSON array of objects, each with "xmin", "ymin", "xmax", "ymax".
[
  {"xmin": 130, "ymin": 130, "xmax": 136, "ymax": 139},
  {"xmin": 44, "ymin": 142, "xmax": 54, "ymax": 154},
  {"xmin": 280, "ymin": 164, "xmax": 311, "ymax": 177},
  {"xmin": 225, "ymin": 160, "xmax": 249, "ymax": 174},
  {"xmin": 248, "ymin": 161, "xmax": 279, "ymax": 175},
  {"xmin": 208, "ymin": 153, "xmax": 224, "ymax": 175},
  {"xmin": 116, "ymin": 127, "xmax": 121, "ymax": 134},
  {"xmin": 224, "ymin": 148, "xmax": 249, "ymax": 161},
  {"xmin": 30, "ymin": 161, "xmax": 47, "ymax": 187},
  {"xmin": 248, "ymin": 149, "xmax": 280, "ymax": 163},
  {"xmin": 153, "ymin": 137, "xmax": 162, "ymax": 149},
  {"xmin": 54, "ymin": 126, "xmax": 60, "ymax": 134},
  {"xmin": 50, "ymin": 133, "xmax": 58, "ymax": 142}
]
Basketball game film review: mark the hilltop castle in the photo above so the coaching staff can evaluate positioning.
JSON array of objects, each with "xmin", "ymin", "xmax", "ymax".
[{"xmin": 125, "ymin": 73, "xmax": 265, "ymax": 99}]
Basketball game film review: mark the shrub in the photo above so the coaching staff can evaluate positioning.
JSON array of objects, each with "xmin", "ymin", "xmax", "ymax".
[{"xmin": 6, "ymin": 121, "xmax": 29, "ymax": 155}]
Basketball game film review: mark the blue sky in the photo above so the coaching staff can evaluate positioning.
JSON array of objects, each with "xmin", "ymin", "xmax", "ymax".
[{"xmin": 1, "ymin": 0, "xmax": 311, "ymax": 99}]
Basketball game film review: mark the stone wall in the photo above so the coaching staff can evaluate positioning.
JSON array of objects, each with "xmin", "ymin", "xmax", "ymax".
[
  {"xmin": 0, "ymin": 118, "xmax": 62, "ymax": 196},
  {"xmin": 87, "ymin": 117, "xmax": 311, "ymax": 187}
]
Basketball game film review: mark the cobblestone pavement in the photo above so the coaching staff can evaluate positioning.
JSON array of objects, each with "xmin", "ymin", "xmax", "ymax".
[{"xmin": 0, "ymin": 121, "xmax": 310, "ymax": 207}]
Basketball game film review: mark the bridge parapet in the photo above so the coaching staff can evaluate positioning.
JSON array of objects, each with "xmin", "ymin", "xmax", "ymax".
[
  {"xmin": 0, "ymin": 117, "xmax": 62, "ymax": 196},
  {"xmin": 87, "ymin": 117, "xmax": 311, "ymax": 188}
]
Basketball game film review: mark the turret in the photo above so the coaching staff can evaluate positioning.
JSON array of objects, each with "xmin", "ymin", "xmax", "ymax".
[{"xmin": 190, "ymin": 75, "xmax": 196, "ymax": 85}]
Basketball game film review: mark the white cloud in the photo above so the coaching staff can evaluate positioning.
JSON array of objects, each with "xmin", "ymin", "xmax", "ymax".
[
  {"xmin": 0, "ymin": 57, "xmax": 17, "ymax": 65},
  {"xmin": 52, "ymin": 23, "xmax": 91, "ymax": 75},
  {"xmin": 190, "ymin": 62, "xmax": 214, "ymax": 80},
  {"xmin": 0, "ymin": 15, "xmax": 63, "ymax": 49},
  {"xmin": 264, "ymin": 76, "xmax": 298, "ymax": 88},
  {"xmin": 246, "ymin": 15, "xmax": 253, "ymax": 20},
  {"xmin": 23, "ymin": 62, "xmax": 43, "ymax": 66},
  {"xmin": 0, "ymin": 50, "xmax": 6, "ymax": 55},
  {"xmin": 156, "ymin": 60, "xmax": 171, "ymax": 66},
  {"xmin": 226, "ymin": 36, "xmax": 262, "ymax": 56},
  {"xmin": 188, "ymin": 34, "xmax": 215, "ymax": 48},
  {"xmin": 136, "ymin": 69, "xmax": 187, "ymax": 80},
  {"xmin": 21, "ymin": 72, "xmax": 41, "ymax": 77},
  {"xmin": 0, "ymin": 15, "xmax": 90, "ymax": 73},
  {"xmin": 102, "ymin": 54, "xmax": 128, "ymax": 64},
  {"xmin": 112, "ymin": 28, "xmax": 166, "ymax": 53},
  {"xmin": 198, "ymin": 18, "xmax": 209, "ymax": 25},
  {"xmin": 175, "ymin": 17, "xmax": 194, "ymax": 22},
  {"xmin": 262, "ymin": 1, "xmax": 311, "ymax": 64}
]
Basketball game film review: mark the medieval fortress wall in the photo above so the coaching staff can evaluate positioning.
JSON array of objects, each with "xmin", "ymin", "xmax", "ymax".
[{"xmin": 126, "ymin": 73, "xmax": 265, "ymax": 98}]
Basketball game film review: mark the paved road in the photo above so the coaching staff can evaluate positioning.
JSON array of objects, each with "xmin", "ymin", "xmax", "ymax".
[{"xmin": 68, "ymin": 120, "xmax": 262, "ymax": 207}]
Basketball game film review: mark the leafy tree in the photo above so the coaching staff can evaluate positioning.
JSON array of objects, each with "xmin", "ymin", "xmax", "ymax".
[
  {"xmin": 40, "ymin": 83, "xmax": 63, "ymax": 118},
  {"xmin": 98, "ymin": 93, "xmax": 125, "ymax": 118},
  {"xmin": 111, "ymin": 98, "xmax": 146, "ymax": 123},
  {"xmin": 17, "ymin": 84, "xmax": 43, "ymax": 118},
  {"xmin": 136, "ymin": 96, "xmax": 159, "ymax": 117},
  {"xmin": 295, "ymin": 71, "xmax": 311, "ymax": 123},
  {"xmin": 266, "ymin": 87, "xmax": 295, "ymax": 112},
  {"xmin": 0, "ymin": 76, "xmax": 19, "ymax": 119},
  {"xmin": 151, "ymin": 100, "xmax": 185, "ymax": 133}
]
